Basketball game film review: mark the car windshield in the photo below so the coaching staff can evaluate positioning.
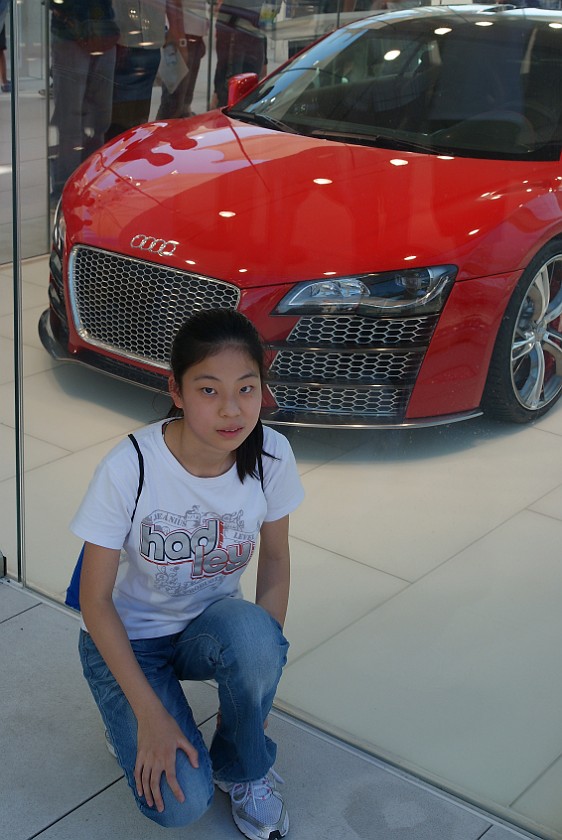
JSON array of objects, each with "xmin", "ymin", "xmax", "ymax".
[{"xmin": 226, "ymin": 8, "xmax": 562, "ymax": 161}]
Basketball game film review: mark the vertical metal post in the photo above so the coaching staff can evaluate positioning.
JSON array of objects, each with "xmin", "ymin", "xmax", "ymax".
[{"xmin": 9, "ymin": 0, "xmax": 26, "ymax": 583}]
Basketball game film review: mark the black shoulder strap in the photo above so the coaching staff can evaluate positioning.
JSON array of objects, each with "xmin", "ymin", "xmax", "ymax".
[
  {"xmin": 127, "ymin": 433, "xmax": 144, "ymax": 521},
  {"xmin": 258, "ymin": 452, "xmax": 264, "ymax": 489}
]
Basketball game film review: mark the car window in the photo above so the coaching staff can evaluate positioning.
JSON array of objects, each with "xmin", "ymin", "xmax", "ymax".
[{"xmin": 228, "ymin": 11, "xmax": 562, "ymax": 161}]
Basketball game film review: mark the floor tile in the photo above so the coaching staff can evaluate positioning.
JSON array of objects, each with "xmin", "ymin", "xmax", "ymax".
[
  {"xmin": 0, "ymin": 269, "xmax": 14, "ymax": 317},
  {"xmin": 202, "ymin": 713, "xmax": 493, "ymax": 840},
  {"xmin": 0, "ymin": 476, "xmax": 17, "ymax": 578},
  {"xmin": 290, "ymin": 421, "xmax": 562, "ymax": 580},
  {"xmin": 0, "ymin": 601, "xmax": 123, "ymax": 840},
  {"xmin": 0, "ymin": 364, "xmax": 167, "ymax": 450},
  {"xmin": 241, "ymin": 536, "xmax": 408, "ymax": 661},
  {"xmin": 0, "ymin": 336, "xmax": 15, "ymax": 383},
  {"xmin": 482, "ymin": 829, "xmax": 547, "ymax": 840},
  {"xmin": 4, "ymin": 710, "xmax": 508, "ymax": 840},
  {"xmin": 1, "ymin": 333, "xmax": 63, "ymax": 383},
  {"xmin": 22, "ymin": 340, "xmax": 62, "ymax": 377},
  {"xmin": 0, "ymin": 593, "xmax": 220, "ymax": 840},
  {"xmin": 511, "ymin": 755, "xmax": 562, "ymax": 839},
  {"xmin": 0, "ymin": 423, "xmax": 69, "ymax": 480},
  {"xmin": 0, "ymin": 425, "xmax": 16, "ymax": 480},
  {"xmin": 2, "ymin": 436, "xmax": 134, "ymax": 595},
  {"xmin": 529, "ymin": 483, "xmax": 562, "ymax": 522},
  {"xmin": 20, "ymin": 254, "xmax": 50, "ymax": 286},
  {"xmin": 0, "ymin": 300, "xmax": 49, "ymax": 348},
  {"xmin": 282, "ymin": 424, "xmax": 382, "ymax": 461},
  {"xmin": 21, "ymin": 276, "xmax": 49, "ymax": 310},
  {"xmin": 278, "ymin": 425, "xmax": 353, "ymax": 475},
  {"xmin": 532, "ymin": 400, "xmax": 562, "ymax": 436},
  {"xmin": 0, "ymin": 579, "xmax": 41, "ymax": 621},
  {"xmin": 35, "ymin": 775, "xmax": 243, "ymax": 840},
  {"xmin": 278, "ymin": 510, "xmax": 562, "ymax": 813}
]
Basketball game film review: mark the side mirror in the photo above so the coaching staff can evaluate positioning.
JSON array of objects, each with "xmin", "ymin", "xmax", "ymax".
[{"xmin": 227, "ymin": 73, "xmax": 259, "ymax": 108}]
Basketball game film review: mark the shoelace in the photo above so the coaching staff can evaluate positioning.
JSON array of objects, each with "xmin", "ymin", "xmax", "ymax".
[{"xmin": 231, "ymin": 768, "xmax": 285, "ymax": 811}]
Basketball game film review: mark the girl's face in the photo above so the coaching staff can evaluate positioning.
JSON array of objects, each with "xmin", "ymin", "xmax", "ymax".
[{"xmin": 169, "ymin": 346, "xmax": 262, "ymax": 461}]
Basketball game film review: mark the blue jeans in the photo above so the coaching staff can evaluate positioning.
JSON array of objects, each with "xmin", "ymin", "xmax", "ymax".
[{"xmin": 79, "ymin": 598, "xmax": 289, "ymax": 828}]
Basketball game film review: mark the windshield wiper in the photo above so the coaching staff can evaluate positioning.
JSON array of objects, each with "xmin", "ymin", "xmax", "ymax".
[
  {"xmin": 310, "ymin": 128, "xmax": 439, "ymax": 154},
  {"xmin": 227, "ymin": 110, "xmax": 299, "ymax": 134}
]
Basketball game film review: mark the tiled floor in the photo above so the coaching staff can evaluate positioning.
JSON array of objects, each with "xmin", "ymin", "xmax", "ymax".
[
  {"xmin": 0, "ymin": 579, "xmax": 544, "ymax": 840},
  {"xmin": 2, "ymin": 257, "xmax": 562, "ymax": 839}
]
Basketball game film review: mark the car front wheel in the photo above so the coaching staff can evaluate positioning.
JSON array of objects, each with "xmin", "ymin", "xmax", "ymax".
[{"xmin": 483, "ymin": 241, "xmax": 562, "ymax": 422}]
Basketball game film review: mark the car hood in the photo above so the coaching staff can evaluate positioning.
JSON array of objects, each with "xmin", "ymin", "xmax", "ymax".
[{"xmin": 64, "ymin": 111, "xmax": 562, "ymax": 286}]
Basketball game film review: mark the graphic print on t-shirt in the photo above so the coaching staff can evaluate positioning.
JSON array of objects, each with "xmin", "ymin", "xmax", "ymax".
[{"xmin": 139, "ymin": 505, "xmax": 255, "ymax": 597}]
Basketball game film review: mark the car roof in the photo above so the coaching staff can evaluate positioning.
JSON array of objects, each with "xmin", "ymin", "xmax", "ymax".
[{"xmin": 346, "ymin": 4, "xmax": 562, "ymax": 29}]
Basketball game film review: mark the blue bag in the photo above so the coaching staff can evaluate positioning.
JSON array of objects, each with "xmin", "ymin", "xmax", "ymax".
[{"xmin": 65, "ymin": 434, "xmax": 144, "ymax": 611}]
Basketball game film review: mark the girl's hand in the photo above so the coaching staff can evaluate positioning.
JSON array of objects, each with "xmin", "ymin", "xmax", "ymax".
[{"xmin": 135, "ymin": 710, "xmax": 199, "ymax": 812}]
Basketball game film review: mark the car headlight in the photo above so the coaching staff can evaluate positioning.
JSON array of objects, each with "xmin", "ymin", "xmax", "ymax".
[
  {"xmin": 274, "ymin": 265, "xmax": 457, "ymax": 316},
  {"xmin": 52, "ymin": 199, "xmax": 66, "ymax": 256}
]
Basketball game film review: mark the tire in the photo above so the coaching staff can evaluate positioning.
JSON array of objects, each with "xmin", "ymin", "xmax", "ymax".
[{"xmin": 483, "ymin": 240, "xmax": 562, "ymax": 423}]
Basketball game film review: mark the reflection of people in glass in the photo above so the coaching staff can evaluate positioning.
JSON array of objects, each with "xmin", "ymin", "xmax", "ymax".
[
  {"xmin": 50, "ymin": 0, "xmax": 119, "ymax": 201},
  {"xmin": 213, "ymin": 0, "xmax": 269, "ymax": 107},
  {"xmin": 0, "ymin": 25, "xmax": 10, "ymax": 93},
  {"xmin": 157, "ymin": 0, "xmax": 209, "ymax": 119},
  {"xmin": 106, "ymin": 0, "xmax": 186, "ymax": 141},
  {"xmin": 287, "ymin": 0, "xmax": 358, "ymax": 59}
]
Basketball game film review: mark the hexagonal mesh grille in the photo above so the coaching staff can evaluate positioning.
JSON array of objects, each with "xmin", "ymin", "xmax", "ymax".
[
  {"xmin": 69, "ymin": 246, "xmax": 240, "ymax": 366},
  {"xmin": 287, "ymin": 315, "xmax": 436, "ymax": 346},
  {"xmin": 269, "ymin": 384, "xmax": 407, "ymax": 416},
  {"xmin": 270, "ymin": 349, "xmax": 422, "ymax": 383}
]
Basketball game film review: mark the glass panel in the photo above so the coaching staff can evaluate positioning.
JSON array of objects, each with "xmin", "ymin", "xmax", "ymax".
[{"xmin": 17, "ymin": 3, "xmax": 562, "ymax": 839}]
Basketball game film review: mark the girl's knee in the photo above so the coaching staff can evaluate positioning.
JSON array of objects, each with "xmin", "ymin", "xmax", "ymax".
[
  {"xmin": 220, "ymin": 600, "xmax": 286, "ymax": 651},
  {"xmin": 143, "ymin": 794, "xmax": 213, "ymax": 828},
  {"xmin": 139, "ymin": 774, "xmax": 213, "ymax": 828},
  {"xmin": 134, "ymin": 748, "xmax": 214, "ymax": 828}
]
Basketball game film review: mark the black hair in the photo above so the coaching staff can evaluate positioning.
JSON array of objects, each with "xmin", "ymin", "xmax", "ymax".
[{"xmin": 168, "ymin": 309, "xmax": 272, "ymax": 483}]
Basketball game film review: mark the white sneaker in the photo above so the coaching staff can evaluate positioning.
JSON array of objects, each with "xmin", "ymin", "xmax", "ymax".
[{"xmin": 216, "ymin": 769, "xmax": 289, "ymax": 840}]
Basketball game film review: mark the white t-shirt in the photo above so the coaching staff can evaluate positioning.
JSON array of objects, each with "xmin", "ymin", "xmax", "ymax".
[{"xmin": 71, "ymin": 421, "xmax": 304, "ymax": 639}]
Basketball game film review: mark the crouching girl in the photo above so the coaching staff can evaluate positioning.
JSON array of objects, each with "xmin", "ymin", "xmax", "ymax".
[{"xmin": 72, "ymin": 309, "xmax": 304, "ymax": 840}]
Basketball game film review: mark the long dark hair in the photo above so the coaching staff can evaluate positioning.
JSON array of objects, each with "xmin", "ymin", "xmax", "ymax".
[{"xmin": 169, "ymin": 309, "xmax": 272, "ymax": 483}]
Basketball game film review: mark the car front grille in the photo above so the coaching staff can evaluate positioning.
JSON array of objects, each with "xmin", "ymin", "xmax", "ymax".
[
  {"xmin": 270, "ymin": 348, "xmax": 421, "ymax": 383},
  {"xmin": 268, "ymin": 384, "xmax": 408, "ymax": 417},
  {"xmin": 287, "ymin": 314, "xmax": 436, "ymax": 346},
  {"xmin": 67, "ymin": 246, "xmax": 440, "ymax": 426},
  {"xmin": 267, "ymin": 313, "xmax": 438, "ymax": 423},
  {"xmin": 69, "ymin": 246, "xmax": 240, "ymax": 367}
]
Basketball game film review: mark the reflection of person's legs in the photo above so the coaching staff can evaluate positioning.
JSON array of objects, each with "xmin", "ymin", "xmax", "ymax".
[
  {"xmin": 51, "ymin": 36, "xmax": 90, "ymax": 198},
  {"xmin": 157, "ymin": 37, "xmax": 205, "ymax": 119},
  {"xmin": 156, "ymin": 76, "xmax": 184, "ymax": 120},
  {"xmin": 107, "ymin": 45, "xmax": 161, "ymax": 141},
  {"xmin": 82, "ymin": 48, "xmax": 116, "ymax": 160},
  {"xmin": 0, "ymin": 51, "xmax": 7, "ymax": 89},
  {"xmin": 214, "ymin": 28, "xmax": 265, "ymax": 107},
  {"xmin": 183, "ymin": 36, "xmax": 206, "ymax": 115},
  {"xmin": 0, "ymin": 25, "xmax": 9, "ymax": 92},
  {"xmin": 214, "ymin": 28, "xmax": 236, "ymax": 107},
  {"xmin": 78, "ymin": 629, "xmax": 214, "ymax": 828},
  {"xmin": 171, "ymin": 598, "xmax": 289, "ymax": 782}
]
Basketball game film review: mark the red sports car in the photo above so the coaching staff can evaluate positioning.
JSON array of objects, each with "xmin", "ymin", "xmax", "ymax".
[{"xmin": 39, "ymin": 5, "xmax": 562, "ymax": 427}]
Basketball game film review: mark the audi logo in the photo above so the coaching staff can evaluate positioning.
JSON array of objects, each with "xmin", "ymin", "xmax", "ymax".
[{"xmin": 130, "ymin": 234, "xmax": 179, "ymax": 256}]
